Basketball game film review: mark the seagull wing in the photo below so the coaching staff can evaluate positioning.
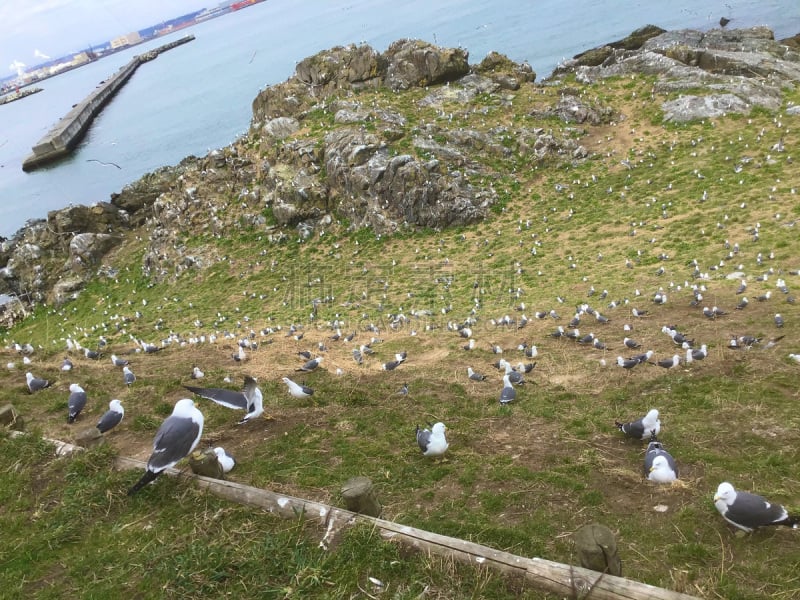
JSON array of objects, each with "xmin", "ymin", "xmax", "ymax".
[
  {"xmin": 184, "ymin": 385, "xmax": 248, "ymax": 410},
  {"xmin": 148, "ymin": 415, "xmax": 202, "ymax": 472},
  {"xmin": 726, "ymin": 491, "xmax": 791, "ymax": 529}
]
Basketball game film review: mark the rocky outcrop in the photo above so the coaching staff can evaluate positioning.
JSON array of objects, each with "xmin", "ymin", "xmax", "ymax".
[
  {"xmin": 554, "ymin": 26, "xmax": 800, "ymax": 122},
  {"xmin": 2, "ymin": 29, "xmax": 795, "ymax": 321}
]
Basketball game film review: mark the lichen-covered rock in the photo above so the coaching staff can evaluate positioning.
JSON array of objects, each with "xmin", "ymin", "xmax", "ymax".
[
  {"xmin": 263, "ymin": 117, "xmax": 300, "ymax": 139},
  {"xmin": 662, "ymin": 93, "xmax": 752, "ymax": 122},
  {"xmin": 68, "ymin": 233, "xmax": 121, "ymax": 269},
  {"xmin": 384, "ymin": 39, "xmax": 470, "ymax": 91}
]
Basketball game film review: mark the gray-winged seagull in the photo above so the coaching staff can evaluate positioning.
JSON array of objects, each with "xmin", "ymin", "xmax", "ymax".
[
  {"xmin": 615, "ymin": 409, "xmax": 660, "ymax": 440},
  {"xmin": 67, "ymin": 383, "xmax": 87, "ymax": 423},
  {"xmin": 644, "ymin": 437, "xmax": 678, "ymax": 483},
  {"xmin": 127, "ymin": 398, "xmax": 204, "ymax": 495},
  {"xmin": 96, "ymin": 399, "xmax": 125, "ymax": 434},
  {"xmin": 282, "ymin": 376, "xmax": 314, "ymax": 398},
  {"xmin": 184, "ymin": 375, "xmax": 264, "ymax": 424},
  {"xmin": 26, "ymin": 372, "xmax": 51, "ymax": 393},
  {"xmin": 714, "ymin": 482, "xmax": 799, "ymax": 532}
]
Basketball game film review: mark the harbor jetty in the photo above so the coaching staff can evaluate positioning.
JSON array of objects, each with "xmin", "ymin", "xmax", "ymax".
[
  {"xmin": 22, "ymin": 35, "xmax": 195, "ymax": 172},
  {"xmin": 0, "ymin": 87, "xmax": 43, "ymax": 106}
]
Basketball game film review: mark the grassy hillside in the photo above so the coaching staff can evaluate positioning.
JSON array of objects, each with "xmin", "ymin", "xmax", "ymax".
[{"xmin": 2, "ymin": 69, "xmax": 800, "ymax": 599}]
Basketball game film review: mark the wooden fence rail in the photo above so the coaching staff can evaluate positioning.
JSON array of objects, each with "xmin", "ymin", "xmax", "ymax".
[{"xmin": 114, "ymin": 455, "xmax": 700, "ymax": 600}]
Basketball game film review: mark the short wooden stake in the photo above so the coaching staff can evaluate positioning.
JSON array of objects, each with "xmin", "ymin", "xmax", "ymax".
[
  {"xmin": 0, "ymin": 403, "xmax": 25, "ymax": 431},
  {"xmin": 341, "ymin": 476, "xmax": 382, "ymax": 517},
  {"xmin": 188, "ymin": 447, "xmax": 225, "ymax": 479},
  {"xmin": 574, "ymin": 523, "xmax": 622, "ymax": 576}
]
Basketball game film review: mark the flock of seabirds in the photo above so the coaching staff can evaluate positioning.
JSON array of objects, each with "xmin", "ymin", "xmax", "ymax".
[
  {"xmin": 8, "ymin": 251, "xmax": 799, "ymax": 537},
  {"xmin": 5, "ymin": 120, "xmax": 800, "ymax": 539}
]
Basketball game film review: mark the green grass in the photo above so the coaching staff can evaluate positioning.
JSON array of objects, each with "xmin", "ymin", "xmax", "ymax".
[{"xmin": 1, "ymin": 70, "xmax": 800, "ymax": 599}]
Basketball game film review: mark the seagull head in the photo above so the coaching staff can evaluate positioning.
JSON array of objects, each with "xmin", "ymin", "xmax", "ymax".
[{"xmin": 714, "ymin": 481, "xmax": 736, "ymax": 506}]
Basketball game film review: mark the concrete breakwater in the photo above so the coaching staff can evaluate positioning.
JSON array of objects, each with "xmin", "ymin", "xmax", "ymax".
[{"xmin": 22, "ymin": 35, "xmax": 195, "ymax": 172}]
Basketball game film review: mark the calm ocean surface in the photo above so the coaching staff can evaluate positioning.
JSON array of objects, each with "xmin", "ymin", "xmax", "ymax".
[{"xmin": 1, "ymin": 0, "xmax": 798, "ymax": 238}]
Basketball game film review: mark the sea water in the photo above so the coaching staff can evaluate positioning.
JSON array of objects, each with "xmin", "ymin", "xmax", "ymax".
[{"xmin": 0, "ymin": 0, "xmax": 797, "ymax": 237}]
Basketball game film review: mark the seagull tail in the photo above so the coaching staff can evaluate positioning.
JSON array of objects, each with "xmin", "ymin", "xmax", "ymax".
[
  {"xmin": 127, "ymin": 469, "xmax": 160, "ymax": 495},
  {"xmin": 784, "ymin": 514, "xmax": 800, "ymax": 529},
  {"xmin": 614, "ymin": 420, "xmax": 625, "ymax": 432}
]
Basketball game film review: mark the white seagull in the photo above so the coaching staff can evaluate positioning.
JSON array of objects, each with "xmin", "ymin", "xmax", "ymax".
[
  {"xmin": 415, "ymin": 422, "xmax": 448, "ymax": 458},
  {"xmin": 213, "ymin": 447, "xmax": 236, "ymax": 473},
  {"xmin": 282, "ymin": 376, "xmax": 314, "ymax": 398}
]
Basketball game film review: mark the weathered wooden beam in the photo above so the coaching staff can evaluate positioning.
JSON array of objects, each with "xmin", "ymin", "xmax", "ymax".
[{"xmin": 114, "ymin": 456, "xmax": 699, "ymax": 600}]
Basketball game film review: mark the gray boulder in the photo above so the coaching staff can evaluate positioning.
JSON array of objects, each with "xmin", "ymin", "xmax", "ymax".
[{"xmin": 384, "ymin": 39, "xmax": 470, "ymax": 91}]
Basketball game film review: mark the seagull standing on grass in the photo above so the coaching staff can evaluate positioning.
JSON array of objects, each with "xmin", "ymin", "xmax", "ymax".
[
  {"xmin": 282, "ymin": 376, "xmax": 314, "ymax": 399},
  {"xmin": 415, "ymin": 422, "xmax": 448, "ymax": 458},
  {"xmin": 615, "ymin": 409, "xmax": 660, "ymax": 440},
  {"xmin": 96, "ymin": 399, "xmax": 124, "ymax": 434},
  {"xmin": 67, "ymin": 383, "xmax": 87, "ymax": 423},
  {"xmin": 123, "ymin": 365, "xmax": 136, "ymax": 386},
  {"xmin": 714, "ymin": 482, "xmax": 799, "ymax": 532},
  {"xmin": 127, "ymin": 399, "xmax": 204, "ymax": 495},
  {"xmin": 26, "ymin": 372, "xmax": 51, "ymax": 393}
]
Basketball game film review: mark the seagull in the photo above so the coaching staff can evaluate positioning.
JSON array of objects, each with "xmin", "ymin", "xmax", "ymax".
[
  {"xmin": 67, "ymin": 383, "xmax": 87, "ymax": 423},
  {"xmin": 644, "ymin": 437, "xmax": 678, "ymax": 483},
  {"xmin": 616, "ymin": 356, "xmax": 640, "ymax": 369},
  {"xmin": 686, "ymin": 344, "xmax": 708, "ymax": 363},
  {"xmin": 296, "ymin": 356, "xmax": 322, "ymax": 372},
  {"xmin": 415, "ymin": 422, "xmax": 448, "ymax": 458},
  {"xmin": 26, "ymin": 371, "xmax": 51, "ymax": 393},
  {"xmin": 714, "ymin": 482, "xmax": 799, "ymax": 532},
  {"xmin": 282, "ymin": 376, "xmax": 314, "ymax": 398},
  {"xmin": 502, "ymin": 361, "xmax": 524, "ymax": 385},
  {"xmin": 96, "ymin": 399, "xmax": 124, "ymax": 434},
  {"xmin": 184, "ymin": 375, "xmax": 264, "ymax": 424},
  {"xmin": 213, "ymin": 447, "xmax": 236, "ymax": 473},
  {"xmin": 615, "ymin": 408, "xmax": 660, "ymax": 440},
  {"xmin": 191, "ymin": 366, "xmax": 205, "ymax": 379},
  {"xmin": 61, "ymin": 357, "xmax": 73, "ymax": 371},
  {"xmin": 775, "ymin": 314, "xmax": 784, "ymax": 328},
  {"xmin": 623, "ymin": 337, "xmax": 641, "ymax": 349},
  {"xmin": 656, "ymin": 354, "xmax": 681, "ymax": 369},
  {"xmin": 123, "ymin": 365, "xmax": 136, "ymax": 386},
  {"xmin": 517, "ymin": 362, "xmax": 536, "ymax": 373},
  {"xmin": 127, "ymin": 398, "xmax": 204, "ymax": 495},
  {"xmin": 232, "ymin": 346, "xmax": 248, "ymax": 362},
  {"xmin": 499, "ymin": 373, "xmax": 516, "ymax": 405},
  {"xmin": 467, "ymin": 367, "xmax": 487, "ymax": 381},
  {"xmin": 111, "ymin": 354, "xmax": 129, "ymax": 367},
  {"xmin": 84, "ymin": 348, "xmax": 101, "ymax": 360}
]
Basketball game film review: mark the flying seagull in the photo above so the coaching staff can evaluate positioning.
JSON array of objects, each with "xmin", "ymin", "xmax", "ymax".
[
  {"xmin": 26, "ymin": 372, "xmax": 51, "ymax": 393},
  {"xmin": 714, "ymin": 482, "xmax": 799, "ymax": 532},
  {"xmin": 127, "ymin": 398, "xmax": 204, "ymax": 495},
  {"xmin": 415, "ymin": 422, "xmax": 448, "ymax": 458},
  {"xmin": 67, "ymin": 383, "xmax": 87, "ymax": 423},
  {"xmin": 644, "ymin": 437, "xmax": 678, "ymax": 483},
  {"xmin": 96, "ymin": 399, "xmax": 124, "ymax": 434},
  {"xmin": 184, "ymin": 375, "xmax": 264, "ymax": 424},
  {"xmin": 615, "ymin": 408, "xmax": 660, "ymax": 440},
  {"xmin": 282, "ymin": 376, "xmax": 314, "ymax": 399},
  {"xmin": 213, "ymin": 447, "xmax": 236, "ymax": 473}
]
